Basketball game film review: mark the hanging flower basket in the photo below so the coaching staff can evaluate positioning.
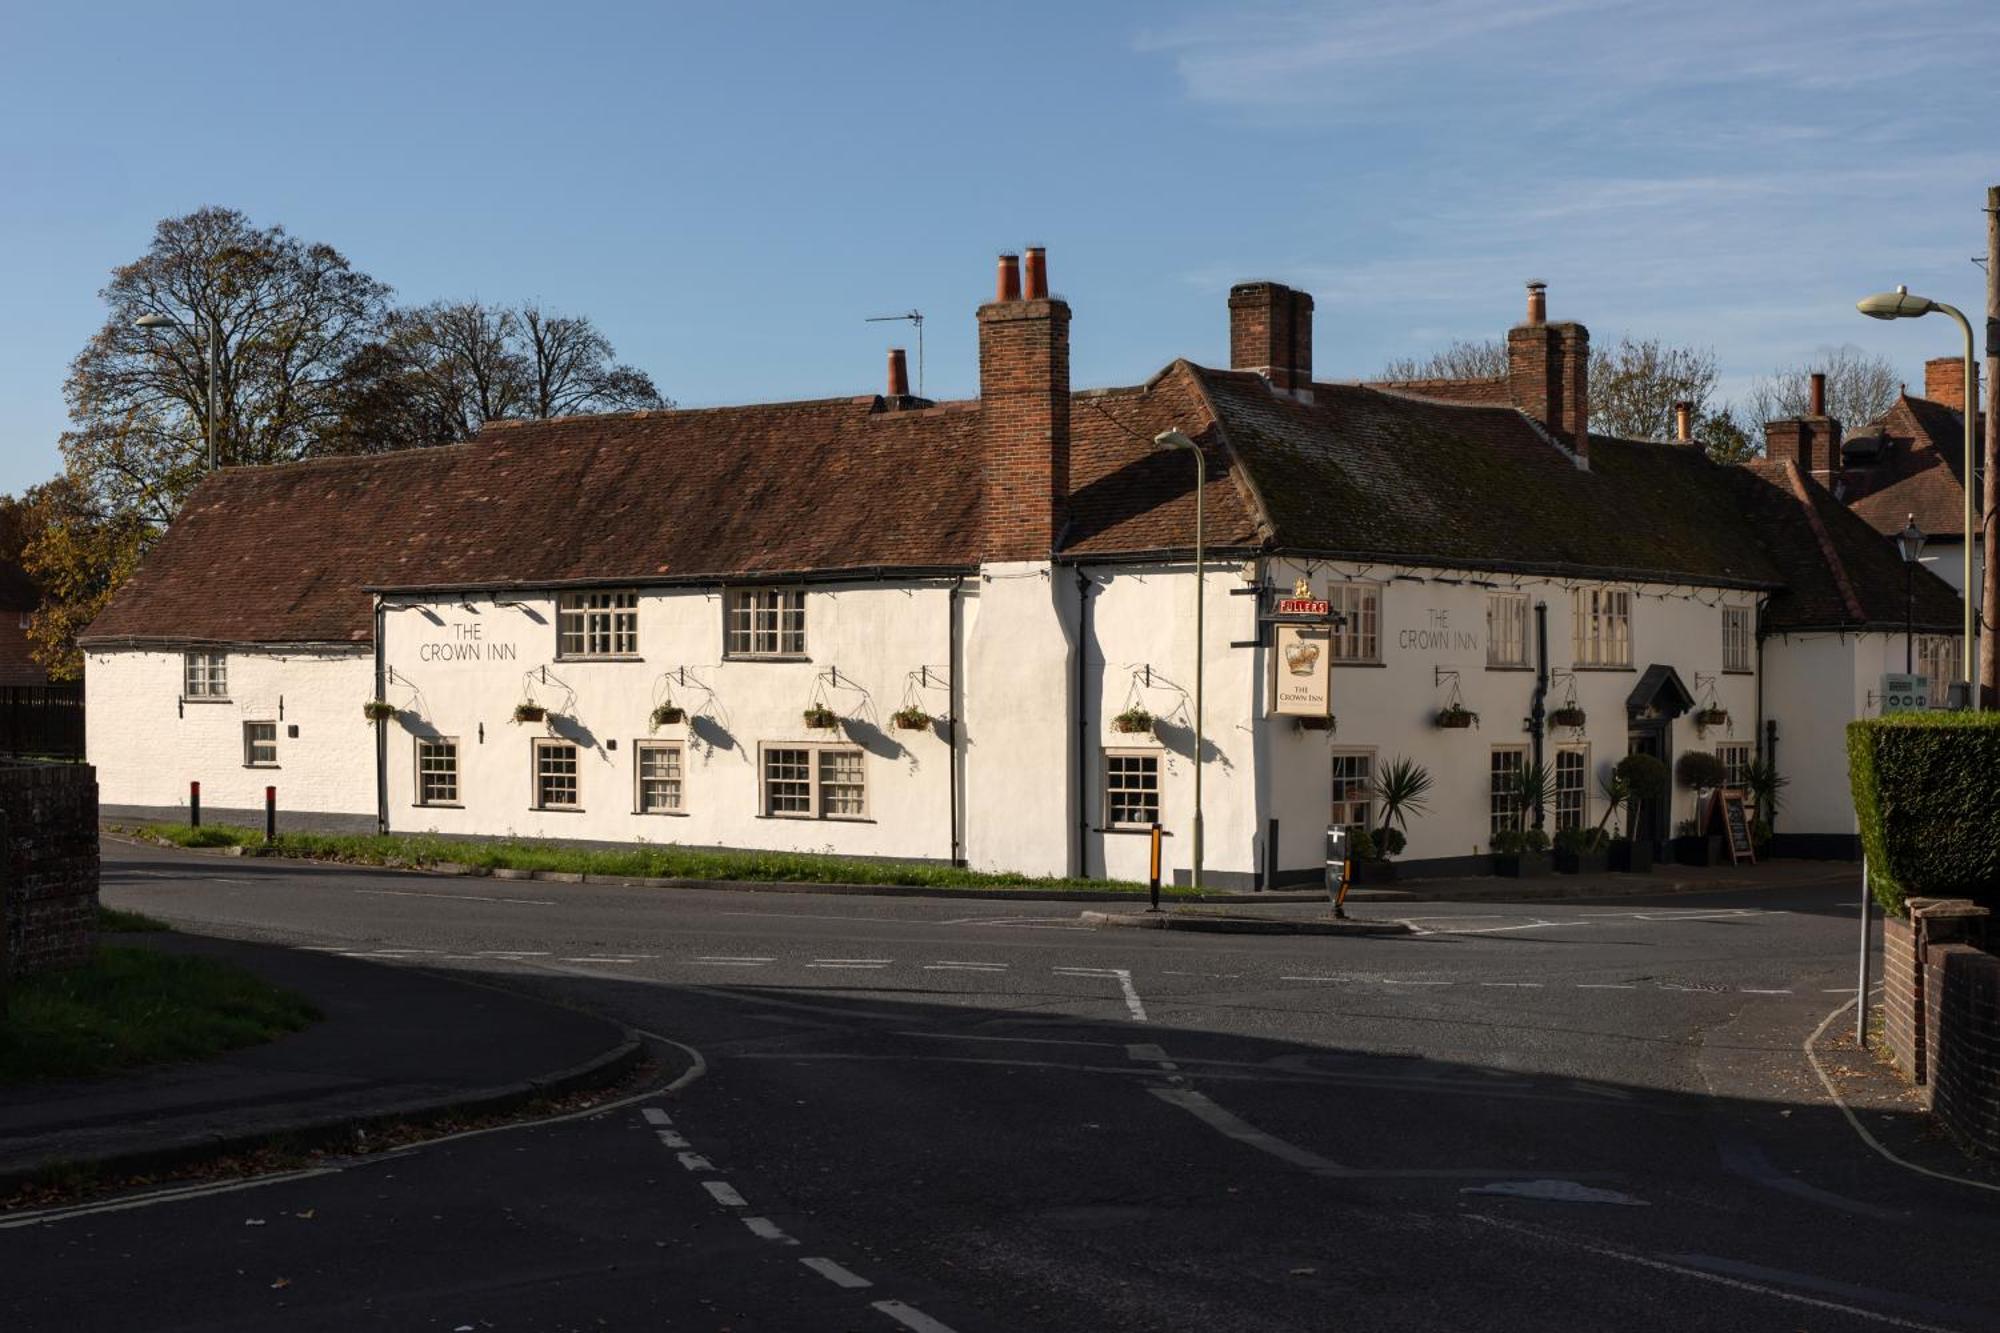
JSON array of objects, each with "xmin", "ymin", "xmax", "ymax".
[
  {"xmin": 513, "ymin": 702, "xmax": 547, "ymax": 724},
  {"xmin": 1435, "ymin": 704, "xmax": 1479, "ymax": 730},
  {"xmin": 1695, "ymin": 706, "xmax": 1729, "ymax": 729},
  {"xmin": 1549, "ymin": 704, "xmax": 1587, "ymax": 729},
  {"xmin": 650, "ymin": 703, "xmax": 686, "ymax": 730},
  {"xmin": 803, "ymin": 704, "xmax": 839, "ymax": 731},
  {"xmin": 1295, "ymin": 715, "xmax": 1336, "ymax": 732},
  {"xmin": 1112, "ymin": 707, "xmax": 1153, "ymax": 735},
  {"xmin": 891, "ymin": 706, "xmax": 931, "ymax": 732},
  {"xmin": 362, "ymin": 699, "xmax": 398, "ymax": 722}
]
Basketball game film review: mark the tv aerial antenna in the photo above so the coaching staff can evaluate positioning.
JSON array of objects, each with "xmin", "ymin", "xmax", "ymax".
[{"xmin": 865, "ymin": 309, "xmax": 924, "ymax": 397}]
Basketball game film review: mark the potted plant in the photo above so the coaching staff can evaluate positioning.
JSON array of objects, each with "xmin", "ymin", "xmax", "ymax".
[
  {"xmin": 1673, "ymin": 817, "xmax": 1724, "ymax": 866},
  {"xmin": 1490, "ymin": 826, "xmax": 1552, "ymax": 877},
  {"xmin": 803, "ymin": 703, "xmax": 839, "ymax": 731},
  {"xmin": 1553, "ymin": 825, "xmax": 1610, "ymax": 874},
  {"xmin": 1549, "ymin": 704, "xmax": 1586, "ymax": 729},
  {"xmin": 1435, "ymin": 704, "xmax": 1479, "ymax": 730},
  {"xmin": 1112, "ymin": 706, "xmax": 1154, "ymax": 735},
  {"xmin": 362, "ymin": 699, "xmax": 397, "ymax": 722},
  {"xmin": 1745, "ymin": 758, "xmax": 1788, "ymax": 852},
  {"xmin": 513, "ymin": 701, "xmax": 547, "ymax": 724},
  {"xmin": 1367, "ymin": 756, "xmax": 1432, "ymax": 878},
  {"xmin": 1695, "ymin": 705, "xmax": 1730, "ymax": 730},
  {"xmin": 1346, "ymin": 826, "xmax": 1390, "ymax": 883},
  {"xmin": 1605, "ymin": 752, "xmax": 1667, "ymax": 872},
  {"xmin": 891, "ymin": 705, "xmax": 932, "ymax": 732},
  {"xmin": 1295, "ymin": 715, "xmax": 1335, "ymax": 732},
  {"xmin": 650, "ymin": 702, "xmax": 686, "ymax": 729}
]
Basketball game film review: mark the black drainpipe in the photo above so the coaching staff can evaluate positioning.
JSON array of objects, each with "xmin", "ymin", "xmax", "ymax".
[
  {"xmin": 1530, "ymin": 599, "xmax": 1549, "ymax": 830},
  {"xmin": 373, "ymin": 596, "xmax": 388, "ymax": 836},
  {"xmin": 947, "ymin": 579, "xmax": 964, "ymax": 866},
  {"xmin": 1074, "ymin": 568, "xmax": 1094, "ymax": 880}
]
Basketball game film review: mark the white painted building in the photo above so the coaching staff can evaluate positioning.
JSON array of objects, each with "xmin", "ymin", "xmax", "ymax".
[{"xmin": 83, "ymin": 254, "xmax": 1962, "ymax": 882}]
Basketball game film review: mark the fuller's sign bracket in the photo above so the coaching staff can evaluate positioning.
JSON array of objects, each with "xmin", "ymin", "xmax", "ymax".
[{"xmin": 1230, "ymin": 577, "xmax": 1346, "ymax": 649}]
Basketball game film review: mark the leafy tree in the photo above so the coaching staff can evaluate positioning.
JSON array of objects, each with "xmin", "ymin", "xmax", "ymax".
[
  {"xmin": 1742, "ymin": 344, "xmax": 1899, "ymax": 431},
  {"xmin": 1696, "ymin": 405, "xmax": 1759, "ymax": 465},
  {"xmin": 16, "ymin": 473, "xmax": 152, "ymax": 681},
  {"xmin": 1588, "ymin": 336, "xmax": 1719, "ymax": 441}
]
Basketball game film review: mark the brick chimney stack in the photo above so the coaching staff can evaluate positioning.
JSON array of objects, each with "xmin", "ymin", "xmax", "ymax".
[
  {"xmin": 1762, "ymin": 377, "xmax": 1842, "ymax": 481},
  {"xmin": 979, "ymin": 249, "xmax": 1071, "ymax": 561},
  {"xmin": 1505, "ymin": 281, "xmax": 1590, "ymax": 460},
  {"xmin": 1674, "ymin": 400, "xmax": 1693, "ymax": 443},
  {"xmin": 1925, "ymin": 356, "xmax": 1965, "ymax": 407},
  {"xmin": 886, "ymin": 347, "xmax": 910, "ymax": 398},
  {"xmin": 1228, "ymin": 281, "xmax": 1314, "ymax": 394},
  {"xmin": 1810, "ymin": 371, "xmax": 1827, "ymax": 417}
]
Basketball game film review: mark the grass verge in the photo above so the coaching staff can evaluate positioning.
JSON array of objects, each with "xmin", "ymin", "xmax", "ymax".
[
  {"xmin": 97, "ymin": 905, "xmax": 171, "ymax": 933},
  {"xmin": 0, "ymin": 947, "xmax": 319, "ymax": 1085},
  {"xmin": 125, "ymin": 822, "xmax": 1182, "ymax": 895}
]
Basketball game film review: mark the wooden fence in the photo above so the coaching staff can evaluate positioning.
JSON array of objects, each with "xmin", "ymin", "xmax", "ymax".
[{"xmin": 0, "ymin": 684, "xmax": 84, "ymax": 760}]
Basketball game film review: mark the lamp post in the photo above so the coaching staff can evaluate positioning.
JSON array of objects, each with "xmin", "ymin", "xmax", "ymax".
[
  {"xmin": 1154, "ymin": 428, "xmax": 1205, "ymax": 891},
  {"xmin": 1858, "ymin": 286, "xmax": 1977, "ymax": 701},
  {"xmin": 1896, "ymin": 513, "xmax": 1926, "ymax": 675},
  {"xmin": 134, "ymin": 311, "xmax": 218, "ymax": 472}
]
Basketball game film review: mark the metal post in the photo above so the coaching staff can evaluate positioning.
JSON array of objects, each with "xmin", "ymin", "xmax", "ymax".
[
  {"xmin": 265, "ymin": 785, "xmax": 276, "ymax": 843},
  {"xmin": 189, "ymin": 780, "xmax": 201, "ymax": 829},
  {"xmin": 1148, "ymin": 823, "xmax": 1162, "ymax": 913},
  {"xmin": 1906, "ymin": 561, "xmax": 1915, "ymax": 675},
  {"xmin": 1983, "ymin": 184, "xmax": 1999, "ymax": 709},
  {"xmin": 1856, "ymin": 859, "xmax": 1872, "ymax": 1048},
  {"xmin": 1263, "ymin": 817, "xmax": 1279, "ymax": 893},
  {"xmin": 1191, "ymin": 448, "xmax": 1205, "ymax": 892}
]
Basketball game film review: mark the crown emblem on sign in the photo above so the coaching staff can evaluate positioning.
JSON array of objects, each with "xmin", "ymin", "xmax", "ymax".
[{"xmin": 1292, "ymin": 577, "xmax": 1312, "ymax": 598}]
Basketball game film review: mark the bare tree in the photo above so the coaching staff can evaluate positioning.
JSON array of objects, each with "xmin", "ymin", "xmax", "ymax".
[
  {"xmin": 1378, "ymin": 338, "xmax": 1508, "ymax": 382},
  {"xmin": 1742, "ymin": 345, "xmax": 1900, "ymax": 430},
  {"xmin": 1588, "ymin": 336, "xmax": 1719, "ymax": 441},
  {"xmin": 520, "ymin": 306, "xmax": 667, "ymax": 418}
]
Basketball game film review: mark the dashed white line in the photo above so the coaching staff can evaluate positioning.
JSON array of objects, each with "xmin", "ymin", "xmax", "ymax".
[
  {"xmin": 1054, "ymin": 966, "xmax": 1148, "ymax": 1022},
  {"xmin": 702, "ymin": 1181, "xmax": 747, "ymax": 1207},
  {"xmin": 923, "ymin": 962, "xmax": 1008, "ymax": 971},
  {"xmin": 801, "ymin": 1256, "xmax": 874, "ymax": 1289},
  {"xmin": 560, "ymin": 956, "xmax": 650, "ymax": 964},
  {"xmin": 693, "ymin": 955, "xmax": 775, "ymax": 965},
  {"xmin": 872, "ymin": 1299, "xmax": 962, "ymax": 1333},
  {"xmin": 353, "ymin": 888, "xmax": 557, "ymax": 906},
  {"xmin": 1481, "ymin": 982, "xmax": 1544, "ymax": 988},
  {"xmin": 1740, "ymin": 988, "xmax": 1794, "ymax": 995},
  {"xmin": 1577, "ymin": 983, "xmax": 1637, "ymax": 989},
  {"xmin": 743, "ymin": 1216, "xmax": 798, "ymax": 1245},
  {"xmin": 642, "ymin": 1107, "xmax": 673, "ymax": 1127},
  {"xmin": 1382, "ymin": 979, "xmax": 1452, "ymax": 986},
  {"xmin": 656, "ymin": 1130, "xmax": 689, "ymax": 1149},
  {"xmin": 677, "ymin": 1151, "xmax": 714, "ymax": 1172}
]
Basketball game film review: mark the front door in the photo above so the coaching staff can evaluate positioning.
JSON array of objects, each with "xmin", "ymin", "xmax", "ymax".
[{"xmin": 1627, "ymin": 726, "xmax": 1667, "ymax": 850}]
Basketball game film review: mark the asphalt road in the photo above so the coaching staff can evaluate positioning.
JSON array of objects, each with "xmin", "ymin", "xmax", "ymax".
[{"xmin": 11, "ymin": 842, "xmax": 2000, "ymax": 1332}]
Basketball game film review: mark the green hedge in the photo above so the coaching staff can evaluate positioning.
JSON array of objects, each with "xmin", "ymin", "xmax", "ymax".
[{"xmin": 1847, "ymin": 712, "xmax": 2000, "ymax": 917}]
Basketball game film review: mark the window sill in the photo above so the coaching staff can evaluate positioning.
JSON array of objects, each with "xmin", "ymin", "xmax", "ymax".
[
  {"xmin": 555, "ymin": 655, "xmax": 645, "ymax": 663},
  {"xmin": 1100, "ymin": 824, "xmax": 1163, "ymax": 835},
  {"xmin": 532, "ymin": 805, "xmax": 585, "ymax": 813},
  {"xmin": 755, "ymin": 814, "xmax": 876, "ymax": 824},
  {"xmin": 1484, "ymin": 664, "xmax": 1533, "ymax": 672},
  {"xmin": 244, "ymin": 764, "xmax": 280, "ymax": 770},
  {"xmin": 415, "ymin": 802, "xmax": 463, "ymax": 809},
  {"xmin": 1722, "ymin": 668, "xmax": 1753, "ymax": 676},
  {"xmin": 1570, "ymin": 665, "xmax": 1636, "ymax": 672},
  {"xmin": 183, "ymin": 697, "xmax": 233, "ymax": 704},
  {"xmin": 1332, "ymin": 660, "xmax": 1385, "ymax": 669},
  {"xmin": 634, "ymin": 808, "xmax": 690, "ymax": 817},
  {"xmin": 724, "ymin": 654, "xmax": 812, "ymax": 664}
]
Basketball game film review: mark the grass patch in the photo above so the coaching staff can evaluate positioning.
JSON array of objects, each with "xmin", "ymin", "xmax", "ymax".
[
  {"xmin": 129, "ymin": 822, "xmax": 1181, "ymax": 894},
  {"xmin": 0, "ymin": 946, "xmax": 318, "ymax": 1085},
  {"xmin": 96, "ymin": 905, "xmax": 171, "ymax": 933}
]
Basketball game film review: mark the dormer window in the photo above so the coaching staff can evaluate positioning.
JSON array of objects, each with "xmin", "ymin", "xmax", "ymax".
[{"xmin": 726, "ymin": 588, "xmax": 806, "ymax": 659}]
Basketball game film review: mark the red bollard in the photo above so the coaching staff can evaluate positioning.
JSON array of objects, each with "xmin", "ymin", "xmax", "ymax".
[
  {"xmin": 265, "ymin": 786, "xmax": 276, "ymax": 843},
  {"xmin": 190, "ymin": 780, "xmax": 201, "ymax": 829}
]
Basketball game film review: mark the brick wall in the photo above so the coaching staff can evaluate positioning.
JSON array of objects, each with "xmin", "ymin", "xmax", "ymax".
[
  {"xmin": 1882, "ymin": 911, "xmax": 1923, "ymax": 1083},
  {"xmin": 977, "ymin": 295, "xmax": 1070, "ymax": 562},
  {"xmin": 1, "ymin": 760, "xmax": 99, "ymax": 976},
  {"xmin": 1929, "ymin": 944, "xmax": 2000, "ymax": 1155}
]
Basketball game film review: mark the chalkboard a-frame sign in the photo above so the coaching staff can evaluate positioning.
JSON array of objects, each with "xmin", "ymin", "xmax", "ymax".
[{"xmin": 1702, "ymin": 788, "xmax": 1756, "ymax": 864}]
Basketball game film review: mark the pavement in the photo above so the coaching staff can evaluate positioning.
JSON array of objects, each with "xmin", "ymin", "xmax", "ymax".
[
  {"xmin": 0, "ymin": 931, "xmax": 639, "ymax": 1187},
  {"xmin": 5, "ymin": 840, "xmax": 1999, "ymax": 1332}
]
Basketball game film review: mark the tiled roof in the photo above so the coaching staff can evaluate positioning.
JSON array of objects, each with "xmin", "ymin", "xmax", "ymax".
[
  {"xmin": 0, "ymin": 560, "xmax": 36, "ymax": 612},
  {"xmin": 85, "ymin": 365, "xmax": 1958, "ymax": 645},
  {"xmin": 1842, "ymin": 394, "xmax": 1985, "ymax": 539}
]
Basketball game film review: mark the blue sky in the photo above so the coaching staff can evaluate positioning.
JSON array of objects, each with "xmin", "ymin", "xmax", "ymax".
[{"xmin": 3, "ymin": 0, "xmax": 1996, "ymax": 496}]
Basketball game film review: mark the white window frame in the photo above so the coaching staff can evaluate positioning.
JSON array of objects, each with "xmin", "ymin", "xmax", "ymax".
[
  {"xmin": 1721, "ymin": 606, "xmax": 1752, "ymax": 673},
  {"xmin": 1715, "ymin": 741, "xmax": 1752, "ymax": 792},
  {"xmin": 1330, "ymin": 749, "xmax": 1376, "ymax": 838},
  {"xmin": 726, "ymin": 588, "xmax": 807, "ymax": 659},
  {"xmin": 184, "ymin": 651, "xmax": 229, "ymax": 699},
  {"xmin": 533, "ymin": 739, "xmax": 581, "ymax": 811},
  {"xmin": 1571, "ymin": 586, "xmax": 1632, "ymax": 668},
  {"xmin": 634, "ymin": 740, "xmax": 686, "ymax": 815},
  {"xmin": 243, "ymin": 720, "xmax": 278, "ymax": 768},
  {"xmin": 1327, "ymin": 582, "xmax": 1381, "ymax": 665},
  {"xmin": 1489, "ymin": 746, "xmax": 1526, "ymax": 839},
  {"xmin": 1486, "ymin": 591, "xmax": 1529, "ymax": 669},
  {"xmin": 1553, "ymin": 745, "xmax": 1589, "ymax": 832},
  {"xmin": 415, "ymin": 737, "xmax": 459, "ymax": 806},
  {"xmin": 557, "ymin": 590, "xmax": 638, "ymax": 659},
  {"xmin": 759, "ymin": 742, "xmax": 865, "ymax": 820},
  {"xmin": 1103, "ymin": 748, "xmax": 1162, "ymax": 830}
]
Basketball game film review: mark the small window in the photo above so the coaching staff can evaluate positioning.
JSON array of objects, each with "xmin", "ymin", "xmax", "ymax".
[
  {"xmin": 726, "ymin": 588, "xmax": 807, "ymax": 658},
  {"xmin": 1715, "ymin": 742, "xmax": 1752, "ymax": 791},
  {"xmin": 1572, "ymin": 587, "xmax": 1631, "ymax": 668},
  {"xmin": 1486, "ymin": 592, "xmax": 1529, "ymax": 668},
  {"xmin": 416, "ymin": 738, "xmax": 459, "ymax": 805},
  {"xmin": 243, "ymin": 721, "xmax": 278, "ymax": 767},
  {"xmin": 635, "ymin": 741, "xmax": 684, "ymax": 814},
  {"xmin": 185, "ymin": 651, "xmax": 228, "ymax": 698},
  {"xmin": 760, "ymin": 743, "xmax": 862, "ymax": 819},
  {"xmin": 1553, "ymin": 747, "xmax": 1588, "ymax": 832},
  {"xmin": 534, "ymin": 739, "xmax": 580, "ymax": 810},
  {"xmin": 1330, "ymin": 750, "xmax": 1375, "ymax": 838},
  {"xmin": 557, "ymin": 590, "xmax": 638, "ymax": 658},
  {"xmin": 1327, "ymin": 582, "xmax": 1381, "ymax": 664},
  {"xmin": 1489, "ymin": 747, "xmax": 1525, "ymax": 839},
  {"xmin": 1722, "ymin": 606, "xmax": 1752, "ymax": 673},
  {"xmin": 1104, "ymin": 750, "xmax": 1160, "ymax": 829}
]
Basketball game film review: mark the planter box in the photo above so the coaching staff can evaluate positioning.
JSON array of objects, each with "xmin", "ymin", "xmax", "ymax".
[
  {"xmin": 1491, "ymin": 852, "xmax": 1553, "ymax": 878},
  {"xmin": 1553, "ymin": 848, "xmax": 1610, "ymax": 875},
  {"xmin": 1351, "ymin": 860, "xmax": 1398, "ymax": 885},
  {"xmin": 1674, "ymin": 834, "xmax": 1724, "ymax": 867},
  {"xmin": 1608, "ymin": 841, "xmax": 1654, "ymax": 873}
]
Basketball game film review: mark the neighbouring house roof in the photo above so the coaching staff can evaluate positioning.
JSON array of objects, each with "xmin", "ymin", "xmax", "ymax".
[
  {"xmin": 0, "ymin": 559, "xmax": 37, "ymax": 612},
  {"xmin": 1840, "ymin": 393, "xmax": 1986, "ymax": 541},
  {"xmin": 83, "ymin": 363, "xmax": 1959, "ymax": 647}
]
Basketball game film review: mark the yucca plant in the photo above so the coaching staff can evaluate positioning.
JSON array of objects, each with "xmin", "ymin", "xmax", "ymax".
[{"xmin": 1371, "ymin": 756, "xmax": 1434, "ymax": 845}]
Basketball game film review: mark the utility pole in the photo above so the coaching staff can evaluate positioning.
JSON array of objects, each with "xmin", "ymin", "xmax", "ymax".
[{"xmin": 1982, "ymin": 184, "xmax": 1998, "ymax": 709}]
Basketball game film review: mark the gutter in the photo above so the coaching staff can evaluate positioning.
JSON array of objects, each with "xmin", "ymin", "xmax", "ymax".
[
  {"xmin": 1056, "ymin": 546, "xmax": 1783, "ymax": 594},
  {"xmin": 362, "ymin": 566, "xmax": 977, "ymax": 597},
  {"xmin": 373, "ymin": 596, "xmax": 388, "ymax": 836},
  {"xmin": 948, "ymin": 579, "xmax": 964, "ymax": 867},
  {"xmin": 1074, "ymin": 568, "xmax": 1095, "ymax": 879}
]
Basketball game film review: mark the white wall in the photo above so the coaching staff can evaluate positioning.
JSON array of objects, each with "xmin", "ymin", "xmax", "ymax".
[{"xmin": 86, "ymin": 647, "xmax": 375, "ymax": 819}]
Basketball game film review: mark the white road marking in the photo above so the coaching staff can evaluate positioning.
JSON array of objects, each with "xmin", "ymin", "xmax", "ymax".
[
  {"xmin": 872, "ymin": 1300, "xmax": 962, "ymax": 1333},
  {"xmin": 801, "ymin": 1256, "xmax": 874, "ymax": 1289},
  {"xmin": 353, "ymin": 888, "xmax": 557, "ymax": 906},
  {"xmin": 476, "ymin": 950, "xmax": 551, "ymax": 957},
  {"xmin": 0, "ymin": 1168, "xmax": 342, "ymax": 1230},
  {"xmin": 677, "ymin": 1152, "xmax": 714, "ymax": 1172},
  {"xmin": 814, "ymin": 958, "xmax": 892, "ymax": 964},
  {"xmin": 1481, "ymin": 982, "xmax": 1544, "ymax": 988},
  {"xmin": 743, "ymin": 1216, "xmax": 798, "ymax": 1245},
  {"xmin": 1462, "ymin": 1179, "xmax": 1647, "ymax": 1205},
  {"xmin": 808, "ymin": 962, "xmax": 890, "ymax": 970},
  {"xmin": 1739, "ymin": 988, "xmax": 1793, "ymax": 995},
  {"xmin": 923, "ymin": 962, "xmax": 1008, "ymax": 971},
  {"xmin": 1054, "ymin": 967, "xmax": 1148, "ymax": 1022},
  {"xmin": 1382, "ymin": 979, "xmax": 1452, "ymax": 986},
  {"xmin": 703, "ymin": 1181, "xmax": 747, "ymax": 1207},
  {"xmin": 693, "ymin": 955, "xmax": 775, "ymax": 964},
  {"xmin": 560, "ymin": 956, "xmax": 650, "ymax": 963},
  {"xmin": 642, "ymin": 1107, "xmax": 673, "ymax": 1126},
  {"xmin": 1150, "ymin": 1086, "xmax": 1347, "ymax": 1173},
  {"xmin": 902, "ymin": 1031, "xmax": 1127, "ymax": 1050},
  {"xmin": 656, "ymin": 1130, "xmax": 689, "ymax": 1148},
  {"xmin": 1576, "ymin": 983, "xmax": 1637, "ymax": 989}
]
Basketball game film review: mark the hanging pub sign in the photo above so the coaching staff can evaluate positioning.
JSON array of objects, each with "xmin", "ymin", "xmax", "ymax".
[
  {"xmin": 1265, "ymin": 579, "xmax": 1335, "ymax": 718},
  {"xmin": 1267, "ymin": 577, "xmax": 1333, "ymax": 624}
]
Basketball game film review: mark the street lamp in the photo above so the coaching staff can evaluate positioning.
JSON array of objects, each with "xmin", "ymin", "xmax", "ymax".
[
  {"xmin": 134, "ymin": 311, "xmax": 218, "ymax": 472},
  {"xmin": 1896, "ymin": 513, "xmax": 1926, "ymax": 675},
  {"xmin": 1858, "ymin": 285, "xmax": 1977, "ymax": 701},
  {"xmin": 1154, "ymin": 428, "xmax": 1205, "ymax": 891}
]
